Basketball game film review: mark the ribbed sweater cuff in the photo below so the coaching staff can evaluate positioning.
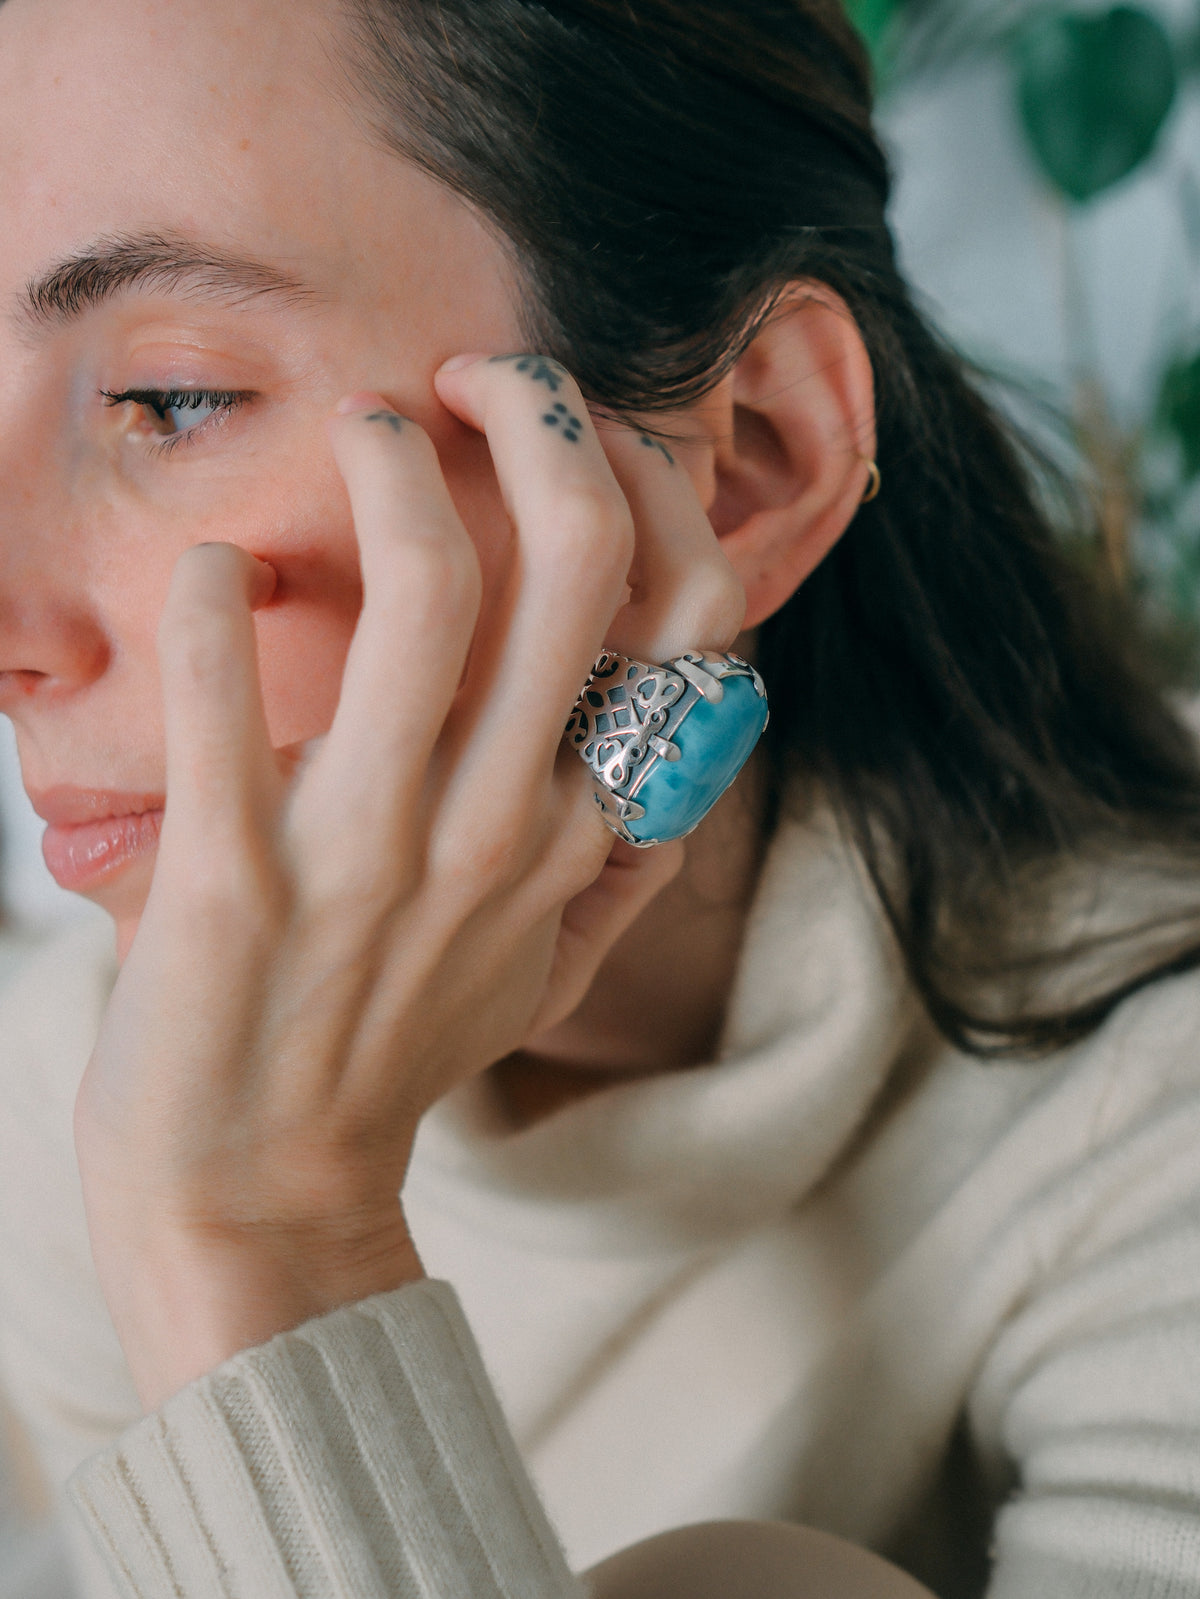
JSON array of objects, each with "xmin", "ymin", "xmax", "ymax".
[{"xmin": 65, "ymin": 1279, "xmax": 583, "ymax": 1599}]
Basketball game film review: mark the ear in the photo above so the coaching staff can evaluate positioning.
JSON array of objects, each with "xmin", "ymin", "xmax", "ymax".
[{"xmin": 700, "ymin": 285, "xmax": 876, "ymax": 629}]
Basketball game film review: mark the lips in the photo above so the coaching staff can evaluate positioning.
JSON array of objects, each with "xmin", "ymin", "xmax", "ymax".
[{"xmin": 33, "ymin": 788, "xmax": 165, "ymax": 893}]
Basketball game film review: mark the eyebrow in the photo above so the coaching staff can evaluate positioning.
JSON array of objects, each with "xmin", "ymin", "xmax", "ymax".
[{"xmin": 17, "ymin": 232, "xmax": 318, "ymax": 332}]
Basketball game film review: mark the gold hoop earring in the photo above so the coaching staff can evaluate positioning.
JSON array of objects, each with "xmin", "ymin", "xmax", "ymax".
[{"xmin": 860, "ymin": 459, "xmax": 881, "ymax": 503}]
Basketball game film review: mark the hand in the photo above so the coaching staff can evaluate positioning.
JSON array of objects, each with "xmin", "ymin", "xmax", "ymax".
[{"xmin": 73, "ymin": 356, "xmax": 744, "ymax": 1411}]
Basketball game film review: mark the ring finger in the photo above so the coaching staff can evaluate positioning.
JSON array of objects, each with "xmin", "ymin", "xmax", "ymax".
[{"xmin": 598, "ymin": 420, "xmax": 745, "ymax": 664}]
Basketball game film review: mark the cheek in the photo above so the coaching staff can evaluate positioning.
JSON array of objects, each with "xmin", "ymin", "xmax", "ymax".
[
  {"xmin": 254, "ymin": 532, "xmax": 362, "ymax": 750},
  {"xmin": 255, "ymin": 601, "xmax": 358, "ymax": 751},
  {"xmin": 126, "ymin": 447, "xmax": 370, "ymax": 752},
  {"xmin": 210, "ymin": 425, "xmax": 514, "ymax": 754}
]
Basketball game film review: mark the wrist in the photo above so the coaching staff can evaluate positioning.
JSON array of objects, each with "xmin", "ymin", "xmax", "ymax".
[{"xmin": 99, "ymin": 1215, "xmax": 424, "ymax": 1412}]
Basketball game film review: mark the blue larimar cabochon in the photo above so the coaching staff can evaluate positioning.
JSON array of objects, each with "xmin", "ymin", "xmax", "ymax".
[
  {"xmin": 623, "ymin": 669, "xmax": 768, "ymax": 843},
  {"xmin": 566, "ymin": 651, "xmax": 769, "ymax": 847}
]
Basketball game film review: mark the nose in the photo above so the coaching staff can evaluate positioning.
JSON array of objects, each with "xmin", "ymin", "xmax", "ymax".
[
  {"xmin": 0, "ymin": 590, "xmax": 109, "ymax": 709},
  {"xmin": 0, "ymin": 471, "xmax": 110, "ymax": 709}
]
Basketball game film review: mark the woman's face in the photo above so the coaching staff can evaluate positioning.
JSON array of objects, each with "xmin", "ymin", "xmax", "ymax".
[{"xmin": 0, "ymin": 0, "xmax": 534, "ymax": 947}]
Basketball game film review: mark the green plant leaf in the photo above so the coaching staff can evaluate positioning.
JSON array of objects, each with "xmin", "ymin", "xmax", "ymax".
[
  {"xmin": 845, "ymin": 0, "xmax": 899, "ymax": 64},
  {"xmin": 1013, "ymin": 6, "xmax": 1177, "ymax": 203},
  {"xmin": 1156, "ymin": 348, "xmax": 1200, "ymax": 481}
]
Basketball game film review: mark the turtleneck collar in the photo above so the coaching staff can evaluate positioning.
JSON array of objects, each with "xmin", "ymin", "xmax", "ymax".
[{"xmin": 408, "ymin": 812, "xmax": 918, "ymax": 1256}]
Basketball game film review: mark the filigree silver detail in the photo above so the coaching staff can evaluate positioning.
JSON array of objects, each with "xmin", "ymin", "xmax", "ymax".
[
  {"xmin": 565, "ymin": 649, "xmax": 766, "ymax": 847},
  {"xmin": 565, "ymin": 652, "xmax": 687, "ymax": 791}
]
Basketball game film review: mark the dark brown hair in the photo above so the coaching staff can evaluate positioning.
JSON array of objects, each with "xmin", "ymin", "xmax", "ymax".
[{"xmin": 340, "ymin": 0, "xmax": 1200, "ymax": 1054}]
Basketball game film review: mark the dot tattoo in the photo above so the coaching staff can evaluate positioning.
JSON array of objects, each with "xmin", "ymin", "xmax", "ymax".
[
  {"xmin": 364, "ymin": 410, "xmax": 404, "ymax": 433},
  {"xmin": 639, "ymin": 434, "xmax": 676, "ymax": 466},
  {"xmin": 543, "ymin": 401, "xmax": 583, "ymax": 443}
]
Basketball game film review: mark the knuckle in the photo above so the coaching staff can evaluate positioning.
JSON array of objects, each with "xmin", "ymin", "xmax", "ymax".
[
  {"xmin": 436, "ymin": 821, "xmax": 528, "ymax": 895},
  {"xmin": 397, "ymin": 538, "xmax": 480, "ymax": 620},
  {"xmin": 161, "ymin": 616, "xmax": 240, "ymax": 694},
  {"xmin": 685, "ymin": 563, "xmax": 746, "ymax": 644},
  {"xmin": 301, "ymin": 857, "xmax": 412, "ymax": 930},
  {"xmin": 170, "ymin": 843, "xmax": 287, "ymax": 933},
  {"xmin": 554, "ymin": 484, "xmax": 634, "ymax": 559},
  {"xmin": 368, "ymin": 543, "xmax": 480, "ymax": 645},
  {"xmin": 552, "ymin": 836, "xmax": 612, "ymax": 907}
]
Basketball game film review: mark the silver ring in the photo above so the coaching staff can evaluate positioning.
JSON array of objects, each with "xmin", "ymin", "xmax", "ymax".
[{"xmin": 565, "ymin": 649, "xmax": 769, "ymax": 846}]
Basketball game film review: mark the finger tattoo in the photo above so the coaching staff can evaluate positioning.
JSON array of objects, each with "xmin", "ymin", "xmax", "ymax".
[
  {"xmin": 543, "ymin": 401, "xmax": 583, "ymax": 443},
  {"xmin": 364, "ymin": 411, "xmax": 405, "ymax": 433},
  {"xmin": 489, "ymin": 353, "xmax": 568, "ymax": 394},
  {"xmin": 639, "ymin": 434, "xmax": 676, "ymax": 466}
]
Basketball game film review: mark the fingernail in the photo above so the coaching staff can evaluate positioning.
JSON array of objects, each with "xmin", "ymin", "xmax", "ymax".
[
  {"xmin": 437, "ymin": 352, "xmax": 488, "ymax": 375},
  {"xmin": 335, "ymin": 391, "xmax": 390, "ymax": 416},
  {"xmin": 249, "ymin": 557, "xmax": 278, "ymax": 608}
]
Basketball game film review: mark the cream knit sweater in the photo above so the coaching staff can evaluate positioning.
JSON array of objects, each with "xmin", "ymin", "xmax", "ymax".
[{"xmin": 1, "ymin": 815, "xmax": 1200, "ymax": 1598}]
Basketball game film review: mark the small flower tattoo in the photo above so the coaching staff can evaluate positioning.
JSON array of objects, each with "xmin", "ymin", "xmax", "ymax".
[{"xmin": 543, "ymin": 401, "xmax": 583, "ymax": 443}]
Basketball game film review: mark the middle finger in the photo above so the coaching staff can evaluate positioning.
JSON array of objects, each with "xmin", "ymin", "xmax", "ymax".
[{"xmin": 433, "ymin": 354, "xmax": 636, "ymax": 821}]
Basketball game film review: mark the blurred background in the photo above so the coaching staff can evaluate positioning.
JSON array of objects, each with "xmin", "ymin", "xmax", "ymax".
[
  {"xmin": 2, "ymin": 0, "xmax": 1199, "ymax": 936},
  {"xmin": 859, "ymin": 0, "xmax": 1200, "ymax": 639}
]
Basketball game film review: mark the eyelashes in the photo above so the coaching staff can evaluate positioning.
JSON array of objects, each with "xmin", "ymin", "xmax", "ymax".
[{"xmin": 100, "ymin": 387, "xmax": 253, "ymax": 456}]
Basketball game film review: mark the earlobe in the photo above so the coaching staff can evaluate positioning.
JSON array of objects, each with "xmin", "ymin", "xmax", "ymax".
[{"xmin": 704, "ymin": 285, "xmax": 877, "ymax": 629}]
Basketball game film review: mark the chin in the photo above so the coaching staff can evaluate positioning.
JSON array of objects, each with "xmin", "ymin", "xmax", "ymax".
[
  {"xmin": 78, "ymin": 866, "xmax": 153, "ymax": 961},
  {"xmin": 113, "ymin": 918, "xmax": 141, "ymax": 963}
]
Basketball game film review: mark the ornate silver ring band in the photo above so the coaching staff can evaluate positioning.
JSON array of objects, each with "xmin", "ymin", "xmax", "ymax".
[{"xmin": 565, "ymin": 649, "xmax": 769, "ymax": 847}]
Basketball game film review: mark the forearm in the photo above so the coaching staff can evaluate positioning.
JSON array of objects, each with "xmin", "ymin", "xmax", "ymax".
[
  {"xmin": 68, "ymin": 1279, "xmax": 584, "ymax": 1599},
  {"xmin": 68, "ymin": 1279, "xmax": 936, "ymax": 1599}
]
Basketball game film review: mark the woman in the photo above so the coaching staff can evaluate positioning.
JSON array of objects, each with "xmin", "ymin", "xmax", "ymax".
[{"xmin": 2, "ymin": 0, "xmax": 1200, "ymax": 1595}]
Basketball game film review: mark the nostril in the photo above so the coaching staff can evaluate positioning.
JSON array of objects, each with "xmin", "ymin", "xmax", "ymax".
[
  {"xmin": 0, "ymin": 610, "xmax": 110, "ymax": 695},
  {"xmin": 0, "ymin": 627, "xmax": 110, "ymax": 696},
  {"xmin": 0, "ymin": 670, "xmax": 52, "ymax": 701}
]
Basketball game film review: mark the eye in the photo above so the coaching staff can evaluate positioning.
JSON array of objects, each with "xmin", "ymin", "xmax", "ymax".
[{"xmin": 100, "ymin": 387, "xmax": 251, "ymax": 452}]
